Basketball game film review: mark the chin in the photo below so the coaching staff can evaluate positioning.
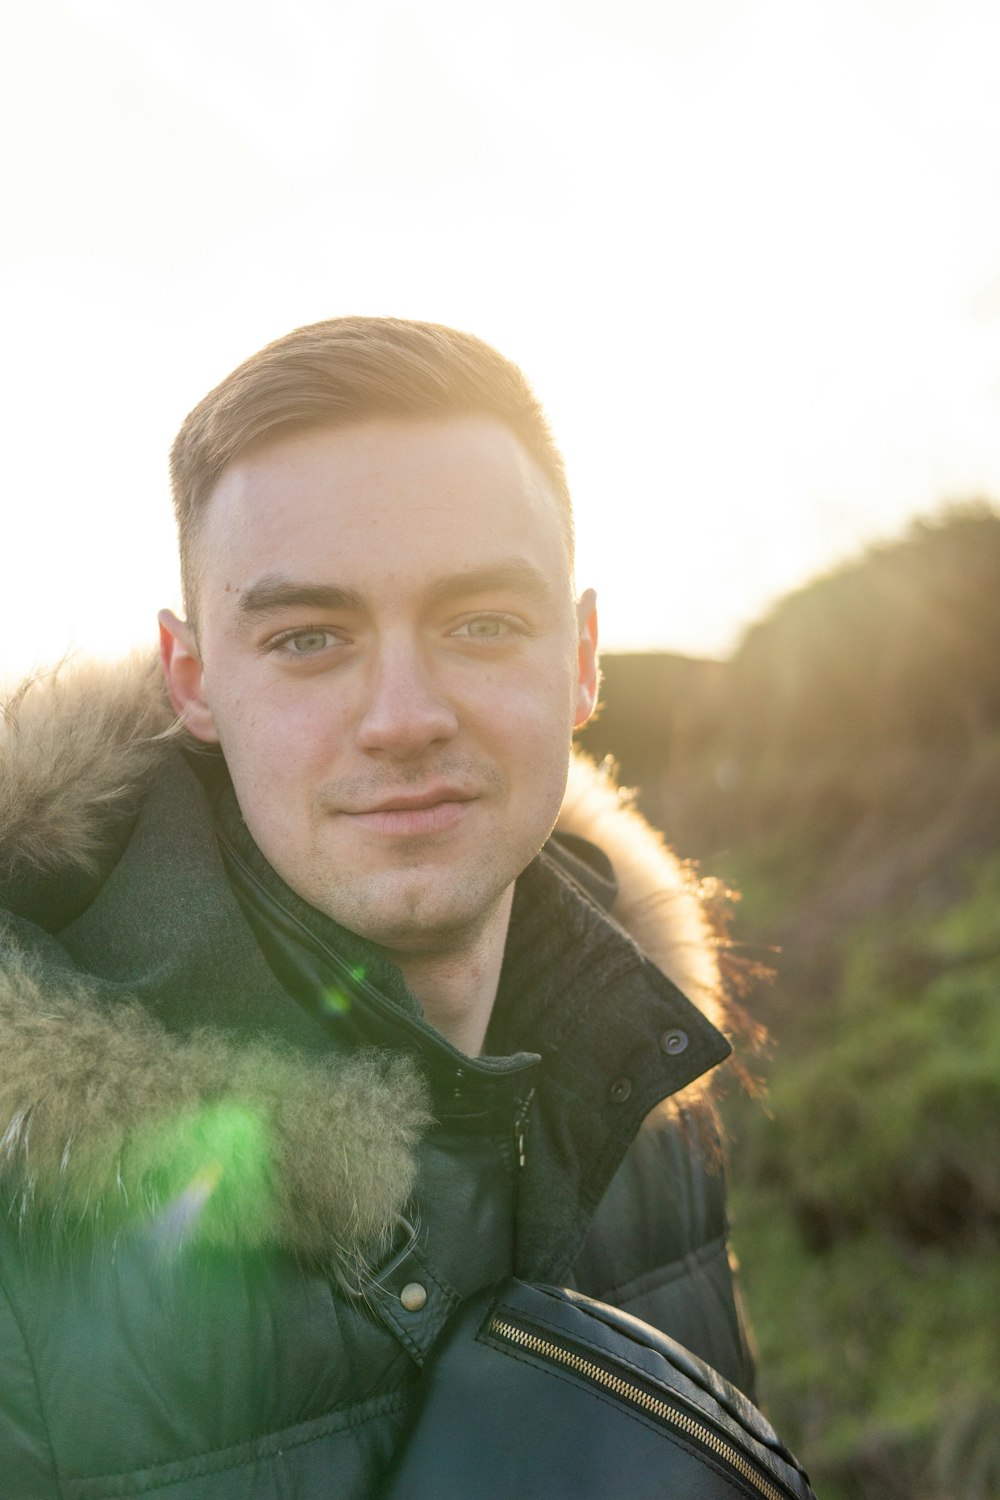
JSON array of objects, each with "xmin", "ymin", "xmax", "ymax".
[{"xmin": 321, "ymin": 871, "xmax": 512, "ymax": 955}]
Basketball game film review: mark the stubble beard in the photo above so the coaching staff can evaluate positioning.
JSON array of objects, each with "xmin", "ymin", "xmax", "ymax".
[{"xmin": 302, "ymin": 839, "xmax": 521, "ymax": 963}]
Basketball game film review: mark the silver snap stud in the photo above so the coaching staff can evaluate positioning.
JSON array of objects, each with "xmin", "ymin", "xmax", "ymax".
[
  {"xmin": 660, "ymin": 1029, "xmax": 689, "ymax": 1056},
  {"xmin": 400, "ymin": 1282, "xmax": 427, "ymax": 1312}
]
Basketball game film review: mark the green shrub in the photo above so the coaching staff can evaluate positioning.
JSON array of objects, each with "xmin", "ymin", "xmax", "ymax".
[{"xmin": 727, "ymin": 852, "xmax": 1000, "ymax": 1497}]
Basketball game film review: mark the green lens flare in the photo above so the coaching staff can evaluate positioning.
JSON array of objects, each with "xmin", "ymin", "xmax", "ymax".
[
  {"xmin": 140, "ymin": 1101, "xmax": 274, "ymax": 1248},
  {"xmin": 322, "ymin": 987, "xmax": 352, "ymax": 1014}
]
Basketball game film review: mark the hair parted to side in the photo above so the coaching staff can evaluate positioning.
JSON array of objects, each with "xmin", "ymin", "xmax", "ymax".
[{"xmin": 170, "ymin": 315, "xmax": 573, "ymax": 617}]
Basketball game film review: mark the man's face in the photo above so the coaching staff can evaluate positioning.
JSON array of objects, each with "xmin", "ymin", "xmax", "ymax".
[{"xmin": 162, "ymin": 416, "xmax": 597, "ymax": 958}]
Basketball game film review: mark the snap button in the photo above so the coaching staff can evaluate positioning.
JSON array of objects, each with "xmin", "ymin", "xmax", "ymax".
[
  {"xmin": 660, "ymin": 1029, "xmax": 689, "ymax": 1056},
  {"xmin": 399, "ymin": 1282, "xmax": 428, "ymax": 1312},
  {"xmin": 609, "ymin": 1077, "xmax": 632, "ymax": 1104}
]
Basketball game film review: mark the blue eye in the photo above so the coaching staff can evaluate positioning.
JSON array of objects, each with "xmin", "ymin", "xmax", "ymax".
[
  {"xmin": 284, "ymin": 630, "xmax": 335, "ymax": 654},
  {"xmin": 453, "ymin": 614, "xmax": 525, "ymax": 641}
]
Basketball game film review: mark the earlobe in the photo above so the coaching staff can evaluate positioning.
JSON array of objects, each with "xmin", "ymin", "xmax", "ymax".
[
  {"xmin": 574, "ymin": 589, "xmax": 599, "ymax": 728},
  {"xmin": 158, "ymin": 609, "xmax": 220, "ymax": 744}
]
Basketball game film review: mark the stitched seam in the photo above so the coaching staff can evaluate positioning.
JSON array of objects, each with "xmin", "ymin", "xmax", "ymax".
[
  {"xmin": 71, "ymin": 1390, "xmax": 408, "ymax": 1500},
  {"xmin": 80, "ymin": 1394, "xmax": 398, "ymax": 1482},
  {"xmin": 595, "ymin": 1233, "xmax": 728, "ymax": 1306},
  {"xmin": 0, "ymin": 1247, "xmax": 67, "ymax": 1499}
]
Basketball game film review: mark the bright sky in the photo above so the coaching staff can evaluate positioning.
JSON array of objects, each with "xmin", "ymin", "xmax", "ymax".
[{"xmin": 3, "ymin": 0, "xmax": 1000, "ymax": 681}]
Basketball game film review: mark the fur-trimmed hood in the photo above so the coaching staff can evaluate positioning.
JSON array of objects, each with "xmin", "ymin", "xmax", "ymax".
[{"xmin": 0, "ymin": 657, "xmax": 730, "ymax": 1269}]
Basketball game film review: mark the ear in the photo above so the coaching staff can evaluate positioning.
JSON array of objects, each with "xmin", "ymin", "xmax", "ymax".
[
  {"xmin": 158, "ymin": 609, "xmax": 220, "ymax": 744},
  {"xmin": 573, "ymin": 588, "xmax": 599, "ymax": 728}
]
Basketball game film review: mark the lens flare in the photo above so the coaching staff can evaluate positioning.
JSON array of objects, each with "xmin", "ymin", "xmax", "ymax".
[{"xmin": 142, "ymin": 1101, "xmax": 273, "ymax": 1249}]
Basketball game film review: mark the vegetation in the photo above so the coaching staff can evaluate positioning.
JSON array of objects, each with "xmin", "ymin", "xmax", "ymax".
[{"xmin": 579, "ymin": 504, "xmax": 1000, "ymax": 1498}]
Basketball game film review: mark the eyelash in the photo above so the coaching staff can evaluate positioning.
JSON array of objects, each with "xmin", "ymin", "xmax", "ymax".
[
  {"xmin": 264, "ymin": 613, "xmax": 528, "ymax": 658},
  {"xmin": 451, "ymin": 613, "xmax": 526, "ymax": 642},
  {"xmin": 265, "ymin": 627, "xmax": 344, "ymax": 657}
]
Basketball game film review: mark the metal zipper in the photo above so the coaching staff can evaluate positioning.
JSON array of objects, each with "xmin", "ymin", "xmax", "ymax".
[
  {"xmin": 513, "ymin": 1087, "xmax": 535, "ymax": 1169},
  {"xmin": 488, "ymin": 1315, "xmax": 788, "ymax": 1500}
]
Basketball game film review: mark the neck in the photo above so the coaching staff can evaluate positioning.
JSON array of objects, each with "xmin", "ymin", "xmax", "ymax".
[{"xmin": 391, "ymin": 886, "xmax": 514, "ymax": 1056}]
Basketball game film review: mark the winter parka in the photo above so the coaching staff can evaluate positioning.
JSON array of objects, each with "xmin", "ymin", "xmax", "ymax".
[{"xmin": 0, "ymin": 657, "xmax": 754, "ymax": 1499}]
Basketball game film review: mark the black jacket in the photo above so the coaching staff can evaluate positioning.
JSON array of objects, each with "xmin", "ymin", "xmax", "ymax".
[{"xmin": 0, "ymin": 659, "xmax": 753, "ymax": 1498}]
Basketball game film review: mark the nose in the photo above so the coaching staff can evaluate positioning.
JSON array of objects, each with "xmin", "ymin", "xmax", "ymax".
[{"xmin": 354, "ymin": 635, "xmax": 460, "ymax": 758}]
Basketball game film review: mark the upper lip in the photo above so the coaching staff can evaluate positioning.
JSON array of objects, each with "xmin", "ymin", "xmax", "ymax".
[{"xmin": 351, "ymin": 786, "xmax": 476, "ymax": 814}]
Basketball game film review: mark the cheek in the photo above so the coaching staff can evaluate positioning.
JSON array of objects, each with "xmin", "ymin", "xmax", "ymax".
[
  {"xmin": 473, "ymin": 663, "xmax": 577, "ymax": 773},
  {"xmin": 213, "ymin": 687, "xmax": 342, "ymax": 794},
  {"xmin": 503, "ymin": 654, "xmax": 578, "ymax": 732}
]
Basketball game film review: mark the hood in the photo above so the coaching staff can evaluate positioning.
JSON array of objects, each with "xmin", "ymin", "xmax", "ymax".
[{"xmin": 0, "ymin": 656, "xmax": 732, "ymax": 1268}]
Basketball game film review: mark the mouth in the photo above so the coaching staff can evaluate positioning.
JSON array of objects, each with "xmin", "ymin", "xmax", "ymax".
[{"xmin": 342, "ymin": 787, "xmax": 477, "ymax": 836}]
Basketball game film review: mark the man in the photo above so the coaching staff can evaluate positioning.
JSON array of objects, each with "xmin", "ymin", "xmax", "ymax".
[{"xmin": 0, "ymin": 318, "xmax": 752, "ymax": 1497}]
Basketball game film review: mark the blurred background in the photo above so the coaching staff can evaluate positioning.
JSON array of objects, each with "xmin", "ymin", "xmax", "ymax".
[{"xmin": 3, "ymin": 1, "xmax": 999, "ymax": 1494}]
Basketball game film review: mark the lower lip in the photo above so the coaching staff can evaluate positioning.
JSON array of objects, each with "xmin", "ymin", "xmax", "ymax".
[{"xmin": 345, "ymin": 800, "xmax": 474, "ymax": 836}]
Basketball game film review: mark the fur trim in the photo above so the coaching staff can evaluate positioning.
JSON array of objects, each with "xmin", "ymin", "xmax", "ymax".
[
  {"xmin": 0, "ymin": 655, "xmax": 175, "ymax": 886},
  {"xmin": 0, "ymin": 955, "xmax": 429, "ymax": 1266},
  {"xmin": 557, "ymin": 754, "xmax": 724, "ymax": 1031}
]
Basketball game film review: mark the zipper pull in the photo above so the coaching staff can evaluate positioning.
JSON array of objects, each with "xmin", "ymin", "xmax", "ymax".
[{"xmin": 513, "ymin": 1087, "xmax": 535, "ymax": 1169}]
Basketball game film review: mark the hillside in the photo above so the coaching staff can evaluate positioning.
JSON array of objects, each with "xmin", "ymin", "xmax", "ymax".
[{"xmin": 577, "ymin": 504, "xmax": 1000, "ymax": 1499}]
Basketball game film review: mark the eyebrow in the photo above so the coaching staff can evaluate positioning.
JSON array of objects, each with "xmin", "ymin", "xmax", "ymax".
[
  {"xmin": 424, "ymin": 560, "xmax": 555, "ymax": 609},
  {"xmin": 237, "ymin": 578, "xmax": 365, "ymax": 618},
  {"xmin": 236, "ymin": 560, "xmax": 555, "ymax": 620}
]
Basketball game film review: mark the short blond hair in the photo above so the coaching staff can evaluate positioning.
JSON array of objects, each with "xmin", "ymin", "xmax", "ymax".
[{"xmin": 170, "ymin": 316, "xmax": 573, "ymax": 615}]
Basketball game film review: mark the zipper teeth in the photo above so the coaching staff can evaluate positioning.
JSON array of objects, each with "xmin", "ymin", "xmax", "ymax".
[{"xmin": 490, "ymin": 1317, "xmax": 785, "ymax": 1500}]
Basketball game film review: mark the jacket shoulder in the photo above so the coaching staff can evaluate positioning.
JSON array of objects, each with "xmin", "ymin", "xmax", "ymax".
[{"xmin": 568, "ymin": 1103, "xmax": 755, "ymax": 1394}]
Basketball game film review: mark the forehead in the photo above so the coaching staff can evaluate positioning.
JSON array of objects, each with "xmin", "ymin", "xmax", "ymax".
[{"xmin": 197, "ymin": 416, "xmax": 572, "ymax": 593}]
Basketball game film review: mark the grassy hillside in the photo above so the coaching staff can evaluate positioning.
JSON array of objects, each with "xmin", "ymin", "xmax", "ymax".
[{"xmin": 578, "ymin": 504, "xmax": 1000, "ymax": 1498}]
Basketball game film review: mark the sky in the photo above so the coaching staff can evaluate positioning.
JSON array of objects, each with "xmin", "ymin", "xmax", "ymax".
[{"xmin": 3, "ymin": 0, "xmax": 1000, "ymax": 681}]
